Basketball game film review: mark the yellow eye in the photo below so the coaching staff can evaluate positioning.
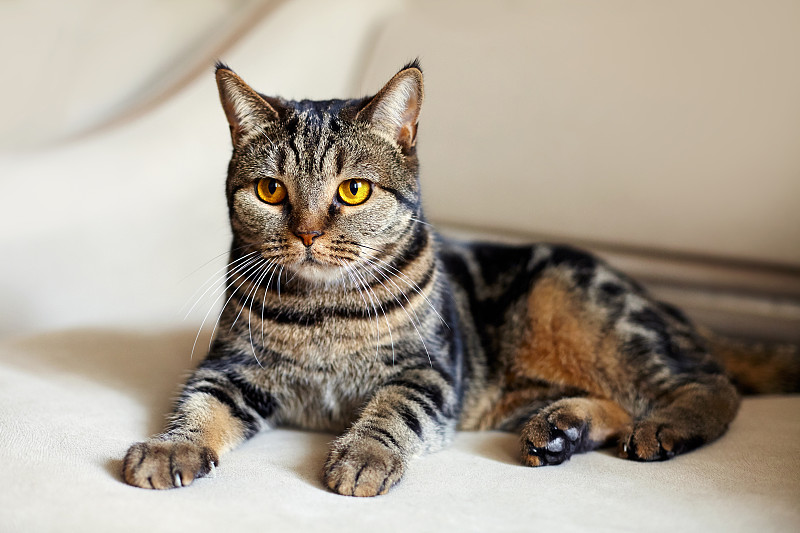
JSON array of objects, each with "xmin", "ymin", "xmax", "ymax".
[
  {"xmin": 256, "ymin": 178, "xmax": 287, "ymax": 204},
  {"xmin": 338, "ymin": 179, "xmax": 371, "ymax": 206}
]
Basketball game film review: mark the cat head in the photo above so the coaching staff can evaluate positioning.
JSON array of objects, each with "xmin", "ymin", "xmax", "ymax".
[{"xmin": 215, "ymin": 61, "xmax": 426, "ymax": 286}]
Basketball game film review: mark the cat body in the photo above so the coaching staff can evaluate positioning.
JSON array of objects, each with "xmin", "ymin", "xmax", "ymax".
[{"xmin": 123, "ymin": 62, "xmax": 789, "ymax": 496}]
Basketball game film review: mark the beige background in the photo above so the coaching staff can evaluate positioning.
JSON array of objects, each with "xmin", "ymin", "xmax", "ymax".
[
  {"xmin": 1, "ymin": 0, "xmax": 798, "ymax": 336},
  {"xmin": 360, "ymin": 0, "xmax": 800, "ymax": 267}
]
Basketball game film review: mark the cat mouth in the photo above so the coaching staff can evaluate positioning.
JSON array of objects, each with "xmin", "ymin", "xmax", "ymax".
[
  {"xmin": 299, "ymin": 248, "xmax": 345, "ymax": 267},
  {"xmin": 287, "ymin": 249, "xmax": 345, "ymax": 273},
  {"xmin": 301, "ymin": 249, "xmax": 325, "ymax": 265}
]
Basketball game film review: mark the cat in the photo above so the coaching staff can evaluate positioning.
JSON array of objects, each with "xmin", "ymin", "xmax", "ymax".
[{"xmin": 122, "ymin": 60, "xmax": 798, "ymax": 497}]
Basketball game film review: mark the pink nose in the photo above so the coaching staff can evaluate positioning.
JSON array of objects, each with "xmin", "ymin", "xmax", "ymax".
[{"xmin": 294, "ymin": 230, "xmax": 323, "ymax": 247}]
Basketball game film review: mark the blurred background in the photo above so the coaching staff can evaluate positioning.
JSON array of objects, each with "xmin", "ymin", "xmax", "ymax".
[{"xmin": 0, "ymin": 0, "xmax": 798, "ymax": 341}]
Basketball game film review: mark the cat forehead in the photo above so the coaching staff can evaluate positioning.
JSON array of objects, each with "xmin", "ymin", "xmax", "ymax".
[
  {"xmin": 275, "ymin": 97, "xmax": 366, "ymax": 129},
  {"xmin": 255, "ymin": 98, "xmax": 363, "ymax": 150},
  {"xmin": 287, "ymin": 97, "xmax": 361, "ymax": 115},
  {"xmin": 239, "ymin": 99, "xmax": 371, "ymax": 173},
  {"xmin": 239, "ymin": 108, "xmax": 357, "ymax": 182}
]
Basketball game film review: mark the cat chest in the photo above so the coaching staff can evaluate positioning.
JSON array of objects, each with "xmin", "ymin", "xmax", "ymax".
[
  {"xmin": 249, "ymin": 303, "xmax": 416, "ymax": 429},
  {"xmin": 268, "ymin": 356, "xmax": 388, "ymax": 432},
  {"xmin": 257, "ymin": 308, "xmax": 404, "ymax": 363}
]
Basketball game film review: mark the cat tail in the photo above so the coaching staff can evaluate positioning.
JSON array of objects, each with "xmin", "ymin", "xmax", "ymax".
[{"xmin": 703, "ymin": 329, "xmax": 800, "ymax": 394}]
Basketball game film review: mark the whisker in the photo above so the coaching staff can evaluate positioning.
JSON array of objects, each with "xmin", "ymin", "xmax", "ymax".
[
  {"xmin": 181, "ymin": 251, "xmax": 260, "ymax": 318},
  {"xmin": 230, "ymin": 260, "xmax": 271, "ymax": 332},
  {"xmin": 352, "ymin": 242, "xmax": 382, "ymax": 254},
  {"xmin": 353, "ymin": 244, "xmax": 449, "ymax": 329},
  {"xmin": 277, "ymin": 265, "xmax": 285, "ymax": 302},
  {"xmin": 189, "ymin": 256, "xmax": 264, "ymax": 359},
  {"xmin": 205, "ymin": 258, "xmax": 268, "ymax": 351},
  {"xmin": 409, "ymin": 217, "xmax": 433, "ymax": 227},
  {"xmin": 359, "ymin": 259, "xmax": 431, "ymax": 365},
  {"xmin": 351, "ymin": 264, "xmax": 394, "ymax": 364},
  {"xmin": 341, "ymin": 259, "xmax": 381, "ymax": 359},
  {"xmin": 255, "ymin": 124, "xmax": 277, "ymax": 149},
  {"xmin": 261, "ymin": 261, "xmax": 282, "ymax": 345},
  {"xmin": 354, "ymin": 267, "xmax": 383, "ymax": 362},
  {"xmin": 244, "ymin": 261, "xmax": 276, "ymax": 367},
  {"xmin": 178, "ymin": 244, "xmax": 252, "ymax": 285},
  {"xmin": 337, "ymin": 259, "xmax": 379, "ymax": 355}
]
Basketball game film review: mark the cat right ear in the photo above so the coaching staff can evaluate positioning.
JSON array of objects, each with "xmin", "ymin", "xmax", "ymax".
[
  {"xmin": 356, "ymin": 60, "xmax": 424, "ymax": 151},
  {"xmin": 215, "ymin": 63, "xmax": 280, "ymax": 144}
]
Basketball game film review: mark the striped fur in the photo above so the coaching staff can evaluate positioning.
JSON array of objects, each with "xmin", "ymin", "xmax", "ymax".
[{"xmin": 123, "ymin": 62, "xmax": 793, "ymax": 496}]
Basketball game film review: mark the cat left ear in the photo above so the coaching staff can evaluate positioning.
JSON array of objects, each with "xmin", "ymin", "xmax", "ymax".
[
  {"xmin": 215, "ymin": 63, "xmax": 280, "ymax": 145},
  {"xmin": 356, "ymin": 61, "xmax": 424, "ymax": 151}
]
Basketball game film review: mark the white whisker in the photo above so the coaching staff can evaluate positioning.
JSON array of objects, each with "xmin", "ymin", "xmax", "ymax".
[
  {"xmin": 409, "ymin": 217, "xmax": 433, "ymax": 227},
  {"xmin": 338, "ymin": 259, "xmax": 380, "ymax": 356},
  {"xmin": 189, "ymin": 256, "xmax": 264, "ymax": 359},
  {"xmin": 354, "ymin": 244, "xmax": 449, "ymax": 328},
  {"xmin": 260, "ymin": 261, "xmax": 282, "ymax": 345},
  {"xmin": 360, "ymin": 256, "xmax": 432, "ymax": 365},
  {"xmin": 230, "ymin": 260, "xmax": 271, "ymax": 332},
  {"xmin": 181, "ymin": 251, "xmax": 259, "ymax": 318},
  {"xmin": 277, "ymin": 265, "xmax": 285, "ymax": 302},
  {"xmin": 243, "ymin": 261, "xmax": 276, "ymax": 367},
  {"xmin": 178, "ymin": 244, "xmax": 252, "ymax": 285},
  {"xmin": 351, "ymin": 264, "xmax": 394, "ymax": 364},
  {"xmin": 205, "ymin": 258, "xmax": 268, "ymax": 351}
]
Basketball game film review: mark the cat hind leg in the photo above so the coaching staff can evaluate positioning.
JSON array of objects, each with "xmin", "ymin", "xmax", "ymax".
[{"xmin": 621, "ymin": 375, "xmax": 739, "ymax": 461}]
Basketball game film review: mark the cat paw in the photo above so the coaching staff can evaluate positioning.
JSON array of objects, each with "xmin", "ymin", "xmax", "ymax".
[
  {"xmin": 122, "ymin": 440, "xmax": 218, "ymax": 489},
  {"xmin": 520, "ymin": 409, "xmax": 588, "ymax": 467},
  {"xmin": 619, "ymin": 421, "xmax": 700, "ymax": 461},
  {"xmin": 323, "ymin": 435, "xmax": 405, "ymax": 497}
]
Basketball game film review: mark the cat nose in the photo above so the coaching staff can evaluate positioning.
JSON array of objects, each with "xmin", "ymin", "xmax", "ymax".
[{"xmin": 294, "ymin": 230, "xmax": 323, "ymax": 247}]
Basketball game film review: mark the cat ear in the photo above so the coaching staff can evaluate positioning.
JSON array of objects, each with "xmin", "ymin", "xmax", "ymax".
[
  {"xmin": 356, "ymin": 61, "xmax": 424, "ymax": 150},
  {"xmin": 215, "ymin": 63, "xmax": 280, "ymax": 144}
]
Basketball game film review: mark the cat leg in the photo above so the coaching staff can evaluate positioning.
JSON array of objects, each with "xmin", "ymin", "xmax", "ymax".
[
  {"xmin": 323, "ymin": 367, "xmax": 458, "ymax": 497},
  {"xmin": 521, "ymin": 397, "xmax": 632, "ymax": 466},
  {"xmin": 621, "ymin": 374, "xmax": 739, "ymax": 461},
  {"xmin": 123, "ymin": 361, "xmax": 276, "ymax": 489}
]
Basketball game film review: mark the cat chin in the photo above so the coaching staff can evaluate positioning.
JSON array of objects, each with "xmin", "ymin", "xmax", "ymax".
[{"xmin": 288, "ymin": 262, "xmax": 346, "ymax": 287}]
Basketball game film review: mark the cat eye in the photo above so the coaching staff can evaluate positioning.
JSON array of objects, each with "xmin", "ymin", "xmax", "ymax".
[
  {"xmin": 255, "ymin": 178, "xmax": 287, "ymax": 204},
  {"xmin": 337, "ymin": 179, "xmax": 371, "ymax": 206}
]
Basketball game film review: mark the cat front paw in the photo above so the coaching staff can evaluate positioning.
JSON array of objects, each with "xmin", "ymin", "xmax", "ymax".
[
  {"xmin": 122, "ymin": 440, "xmax": 218, "ymax": 489},
  {"xmin": 323, "ymin": 435, "xmax": 405, "ymax": 497}
]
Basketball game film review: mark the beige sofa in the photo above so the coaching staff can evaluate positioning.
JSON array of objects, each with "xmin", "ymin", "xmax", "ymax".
[{"xmin": 1, "ymin": 1, "xmax": 798, "ymax": 531}]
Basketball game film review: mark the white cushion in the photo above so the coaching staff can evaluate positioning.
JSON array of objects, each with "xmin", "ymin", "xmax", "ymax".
[{"xmin": 1, "ymin": 328, "xmax": 798, "ymax": 531}]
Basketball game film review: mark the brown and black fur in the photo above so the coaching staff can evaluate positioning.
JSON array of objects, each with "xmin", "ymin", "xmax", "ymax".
[{"xmin": 123, "ymin": 61, "xmax": 797, "ymax": 496}]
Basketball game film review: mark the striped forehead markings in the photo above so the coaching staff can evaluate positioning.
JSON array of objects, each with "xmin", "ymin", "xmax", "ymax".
[
  {"xmin": 279, "ymin": 111, "xmax": 346, "ymax": 177},
  {"xmin": 314, "ymin": 114, "xmax": 337, "ymax": 174}
]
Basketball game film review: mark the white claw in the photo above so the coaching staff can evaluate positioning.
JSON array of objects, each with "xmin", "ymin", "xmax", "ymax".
[
  {"xmin": 174, "ymin": 473, "xmax": 182, "ymax": 487},
  {"xmin": 209, "ymin": 462, "xmax": 217, "ymax": 478}
]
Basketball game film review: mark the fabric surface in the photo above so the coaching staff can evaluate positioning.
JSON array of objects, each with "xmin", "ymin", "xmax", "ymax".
[{"xmin": 1, "ymin": 328, "xmax": 798, "ymax": 533}]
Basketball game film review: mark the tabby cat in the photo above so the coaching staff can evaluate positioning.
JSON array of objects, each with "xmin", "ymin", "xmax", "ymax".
[{"xmin": 122, "ymin": 61, "xmax": 797, "ymax": 497}]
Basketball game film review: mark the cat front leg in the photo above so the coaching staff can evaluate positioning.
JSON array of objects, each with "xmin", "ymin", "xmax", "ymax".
[
  {"xmin": 122, "ymin": 359, "xmax": 278, "ymax": 489},
  {"xmin": 323, "ymin": 366, "xmax": 458, "ymax": 497}
]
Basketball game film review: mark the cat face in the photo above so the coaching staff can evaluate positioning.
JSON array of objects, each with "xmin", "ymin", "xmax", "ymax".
[{"xmin": 216, "ymin": 63, "xmax": 424, "ymax": 285}]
